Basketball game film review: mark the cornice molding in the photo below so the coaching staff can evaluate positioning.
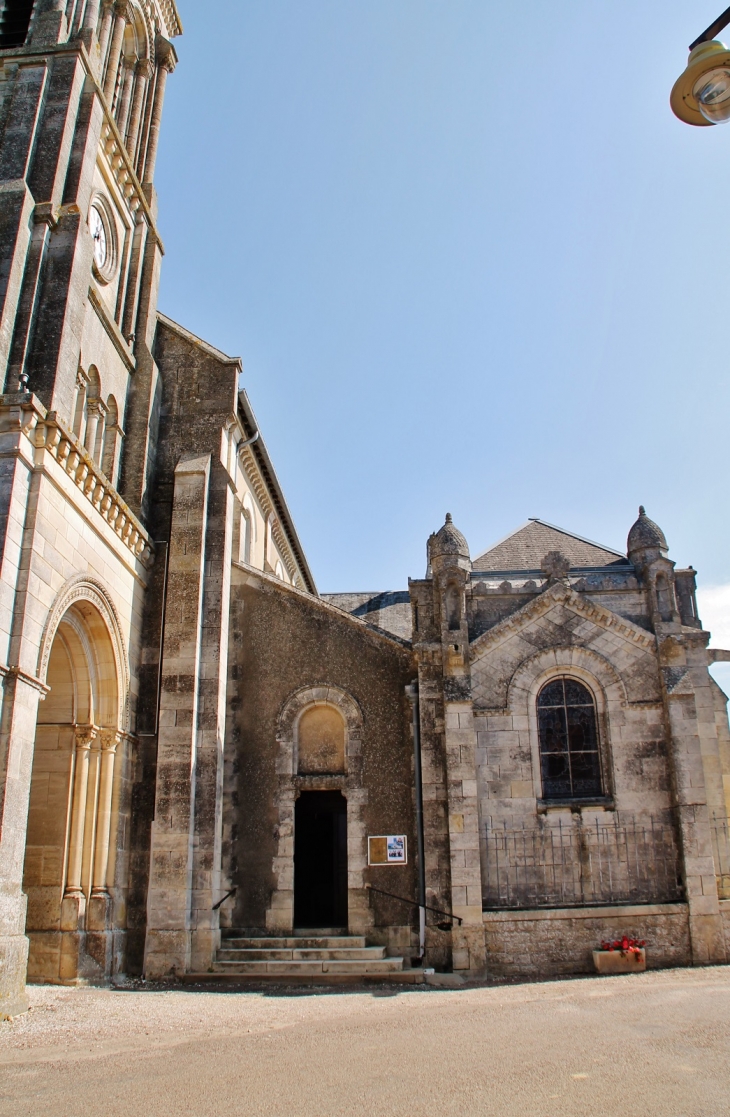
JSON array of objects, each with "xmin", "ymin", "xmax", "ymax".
[
  {"xmin": 470, "ymin": 580, "xmax": 657, "ymax": 658},
  {"xmin": 232, "ymin": 560, "xmax": 414, "ymax": 653}
]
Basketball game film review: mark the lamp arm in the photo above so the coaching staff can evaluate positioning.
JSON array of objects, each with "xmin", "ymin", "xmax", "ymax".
[{"xmin": 690, "ymin": 5, "xmax": 730, "ymax": 51}]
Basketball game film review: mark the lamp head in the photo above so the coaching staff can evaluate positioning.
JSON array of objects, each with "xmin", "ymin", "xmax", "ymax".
[{"xmin": 671, "ymin": 39, "xmax": 730, "ymax": 125}]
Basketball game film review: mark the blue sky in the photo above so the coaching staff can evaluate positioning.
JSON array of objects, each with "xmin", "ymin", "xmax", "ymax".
[{"xmin": 157, "ymin": 1, "xmax": 730, "ymax": 608}]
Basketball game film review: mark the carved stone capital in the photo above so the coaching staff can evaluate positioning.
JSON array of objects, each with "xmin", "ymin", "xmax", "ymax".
[
  {"xmin": 74, "ymin": 725, "xmax": 98, "ymax": 750},
  {"xmin": 99, "ymin": 728, "xmax": 121, "ymax": 752},
  {"xmin": 154, "ymin": 34, "xmax": 178, "ymax": 73}
]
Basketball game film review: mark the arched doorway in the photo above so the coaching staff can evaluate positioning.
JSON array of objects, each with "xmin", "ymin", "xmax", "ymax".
[
  {"xmin": 294, "ymin": 790, "xmax": 348, "ymax": 929},
  {"xmin": 23, "ymin": 595, "xmax": 125, "ymax": 983}
]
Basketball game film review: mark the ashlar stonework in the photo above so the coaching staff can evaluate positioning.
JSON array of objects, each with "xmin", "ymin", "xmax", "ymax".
[{"xmin": 1, "ymin": 9, "xmax": 730, "ymax": 1011}]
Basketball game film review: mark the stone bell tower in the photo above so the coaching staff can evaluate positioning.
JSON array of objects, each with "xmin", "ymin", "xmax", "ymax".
[
  {"xmin": 0, "ymin": 0, "xmax": 181, "ymax": 1015},
  {"xmin": 0, "ymin": 0, "xmax": 180, "ymax": 510}
]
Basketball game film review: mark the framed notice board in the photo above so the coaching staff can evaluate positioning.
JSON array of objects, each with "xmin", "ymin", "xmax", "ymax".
[{"xmin": 368, "ymin": 835, "xmax": 407, "ymax": 865}]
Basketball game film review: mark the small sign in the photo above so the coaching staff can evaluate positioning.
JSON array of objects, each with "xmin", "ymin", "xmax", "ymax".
[{"xmin": 368, "ymin": 835, "xmax": 407, "ymax": 865}]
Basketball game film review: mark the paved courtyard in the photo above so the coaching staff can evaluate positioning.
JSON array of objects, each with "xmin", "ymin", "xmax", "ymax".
[{"xmin": 1, "ymin": 967, "xmax": 729, "ymax": 1116}]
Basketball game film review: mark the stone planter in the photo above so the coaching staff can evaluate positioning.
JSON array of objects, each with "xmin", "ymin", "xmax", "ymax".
[{"xmin": 593, "ymin": 948, "xmax": 646, "ymax": 975}]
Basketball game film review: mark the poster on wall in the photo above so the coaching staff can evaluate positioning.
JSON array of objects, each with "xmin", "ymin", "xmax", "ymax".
[{"xmin": 368, "ymin": 835, "xmax": 407, "ymax": 865}]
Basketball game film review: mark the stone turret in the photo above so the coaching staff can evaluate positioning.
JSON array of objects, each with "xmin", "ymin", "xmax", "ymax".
[
  {"xmin": 626, "ymin": 507, "xmax": 679, "ymax": 628},
  {"xmin": 427, "ymin": 515, "xmax": 471, "ymax": 650},
  {"xmin": 627, "ymin": 506, "xmax": 669, "ymax": 565},
  {"xmin": 428, "ymin": 512, "xmax": 470, "ymax": 565}
]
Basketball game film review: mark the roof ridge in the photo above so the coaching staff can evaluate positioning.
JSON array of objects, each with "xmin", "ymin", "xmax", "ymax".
[
  {"xmin": 527, "ymin": 518, "xmax": 626, "ymax": 559},
  {"xmin": 473, "ymin": 520, "xmax": 534, "ymax": 563},
  {"xmin": 156, "ymin": 312, "xmax": 241, "ymax": 367},
  {"xmin": 473, "ymin": 517, "xmax": 625, "ymax": 565}
]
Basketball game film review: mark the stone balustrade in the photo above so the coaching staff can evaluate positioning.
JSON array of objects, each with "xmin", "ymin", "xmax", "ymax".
[{"xmin": 39, "ymin": 412, "xmax": 154, "ymax": 568}]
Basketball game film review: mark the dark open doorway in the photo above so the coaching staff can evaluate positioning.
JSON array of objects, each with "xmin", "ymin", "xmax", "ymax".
[{"xmin": 294, "ymin": 791, "xmax": 348, "ymax": 929}]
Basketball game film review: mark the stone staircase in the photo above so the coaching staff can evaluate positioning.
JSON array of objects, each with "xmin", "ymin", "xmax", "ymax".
[{"xmin": 208, "ymin": 933, "xmax": 405, "ymax": 980}]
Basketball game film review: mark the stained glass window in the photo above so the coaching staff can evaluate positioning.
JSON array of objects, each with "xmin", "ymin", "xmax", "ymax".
[{"xmin": 537, "ymin": 677, "xmax": 602, "ymax": 799}]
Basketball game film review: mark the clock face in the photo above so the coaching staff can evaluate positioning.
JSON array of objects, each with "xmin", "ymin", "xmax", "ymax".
[{"xmin": 89, "ymin": 205, "xmax": 107, "ymax": 270}]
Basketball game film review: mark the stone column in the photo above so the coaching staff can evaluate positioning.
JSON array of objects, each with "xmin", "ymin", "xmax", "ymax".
[
  {"xmin": 85, "ymin": 729, "xmax": 119, "ymax": 974},
  {"xmin": 92, "ymin": 729, "xmax": 119, "ymax": 895},
  {"xmin": 97, "ymin": 0, "xmax": 115, "ymax": 62},
  {"xmin": 102, "ymin": 3, "xmax": 127, "ymax": 104},
  {"xmin": 64, "ymin": 725, "xmax": 96, "ymax": 898},
  {"xmin": 144, "ymin": 453, "xmax": 211, "ymax": 979},
  {"xmin": 142, "ymin": 36, "xmax": 176, "ymax": 184},
  {"xmin": 83, "ymin": 399, "xmax": 103, "ymax": 463},
  {"xmin": 115, "ymin": 59, "xmax": 135, "ymax": 134},
  {"xmin": 125, "ymin": 60, "xmax": 150, "ymax": 158}
]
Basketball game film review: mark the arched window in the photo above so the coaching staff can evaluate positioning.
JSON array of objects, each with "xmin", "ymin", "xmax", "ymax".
[
  {"xmin": 297, "ymin": 705, "xmax": 346, "ymax": 774},
  {"xmin": 654, "ymin": 573, "xmax": 675, "ymax": 623},
  {"xmin": 445, "ymin": 583, "xmax": 461, "ymax": 630},
  {"xmin": 537, "ymin": 677, "xmax": 602, "ymax": 799},
  {"xmin": 240, "ymin": 509, "xmax": 252, "ymax": 564},
  {"xmin": 102, "ymin": 395, "xmax": 122, "ymax": 487},
  {"xmin": 0, "ymin": 0, "xmax": 34, "ymax": 48}
]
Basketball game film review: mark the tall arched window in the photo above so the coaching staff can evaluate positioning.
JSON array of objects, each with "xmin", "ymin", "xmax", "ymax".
[
  {"xmin": 0, "ymin": 0, "xmax": 34, "ymax": 48},
  {"xmin": 240, "ymin": 509, "xmax": 252, "ymax": 564},
  {"xmin": 537, "ymin": 678, "xmax": 602, "ymax": 799}
]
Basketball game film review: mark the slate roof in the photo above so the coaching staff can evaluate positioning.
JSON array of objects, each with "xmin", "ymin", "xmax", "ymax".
[
  {"xmin": 471, "ymin": 519, "xmax": 629, "ymax": 573},
  {"xmin": 322, "ymin": 592, "xmax": 412, "ymax": 641}
]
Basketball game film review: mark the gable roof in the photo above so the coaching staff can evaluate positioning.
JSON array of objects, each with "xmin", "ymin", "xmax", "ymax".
[
  {"xmin": 469, "ymin": 579, "xmax": 655, "ymax": 658},
  {"xmin": 472, "ymin": 518, "xmax": 629, "ymax": 573}
]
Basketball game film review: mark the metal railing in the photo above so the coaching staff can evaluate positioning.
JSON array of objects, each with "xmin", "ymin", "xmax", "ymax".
[
  {"xmin": 711, "ymin": 814, "xmax": 730, "ymax": 899},
  {"xmin": 484, "ymin": 815, "xmax": 683, "ymax": 910}
]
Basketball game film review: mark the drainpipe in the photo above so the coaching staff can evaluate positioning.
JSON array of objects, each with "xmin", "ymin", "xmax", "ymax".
[{"xmin": 407, "ymin": 682, "xmax": 426, "ymax": 959}]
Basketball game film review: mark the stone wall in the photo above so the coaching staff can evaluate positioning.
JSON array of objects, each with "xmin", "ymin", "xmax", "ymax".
[
  {"xmin": 484, "ymin": 903, "xmax": 691, "ymax": 979},
  {"xmin": 223, "ymin": 566, "xmax": 416, "ymax": 956}
]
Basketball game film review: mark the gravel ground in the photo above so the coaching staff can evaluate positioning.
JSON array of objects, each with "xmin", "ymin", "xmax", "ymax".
[{"xmin": 1, "ymin": 967, "xmax": 729, "ymax": 1116}]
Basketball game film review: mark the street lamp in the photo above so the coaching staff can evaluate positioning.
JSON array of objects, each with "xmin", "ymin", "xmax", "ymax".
[{"xmin": 671, "ymin": 6, "xmax": 730, "ymax": 125}]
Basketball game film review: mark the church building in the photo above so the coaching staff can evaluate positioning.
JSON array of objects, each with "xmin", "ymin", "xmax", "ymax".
[{"xmin": 1, "ymin": 3, "xmax": 730, "ymax": 1014}]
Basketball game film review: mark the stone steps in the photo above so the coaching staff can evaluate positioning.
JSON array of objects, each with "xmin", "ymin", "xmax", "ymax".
[
  {"xmin": 221, "ymin": 935, "xmax": 368, "ymax": 950},
  {"xmin": 217, "ymin": 947, "xmax": 386, "ymax": 962},
  {"xmin": 209, "ymin": 932, "xmax": 404, "ymax": 979},
  {"xmin": 213, "ymin": 958, "xmax": 404, "ymax": 975}
]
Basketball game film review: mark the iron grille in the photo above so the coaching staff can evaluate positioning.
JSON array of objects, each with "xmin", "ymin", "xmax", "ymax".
[{"xmin": 484, "ymin": 815, "xmax": 683, "ymax": 910}]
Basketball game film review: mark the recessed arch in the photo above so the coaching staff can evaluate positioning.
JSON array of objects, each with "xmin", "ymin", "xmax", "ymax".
[
  {"xmin": 297, "ymin": 703, "xmax": 346, "ymax": 774},
  {"xmin": 504, "ymin": 648, "xmax": 621, "ymax": 803},
  {"xmin": 507, "ymin": 645, "xmax": 628, "ymax": 715},
  {"xmin": 37, "ymin": 576, "xmax": 130, "ymax": 733},
  {"xmin": 266, "ymin": 685, "xmax": 370, "ymax": 934},
  {"xmin": 24, "ymin": 579, "xmax": 129, "ymax": 984}
]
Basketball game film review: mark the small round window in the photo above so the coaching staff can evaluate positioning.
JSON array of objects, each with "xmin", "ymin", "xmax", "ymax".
[{"xmin": 88, "ymin": 198, "xmax": 116, "ymax": 283}]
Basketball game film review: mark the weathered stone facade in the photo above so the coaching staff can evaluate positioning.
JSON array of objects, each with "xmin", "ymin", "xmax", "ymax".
[{"xmin": 2, "ymin": 7, "xmax": 730, "ymax": 1012}]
